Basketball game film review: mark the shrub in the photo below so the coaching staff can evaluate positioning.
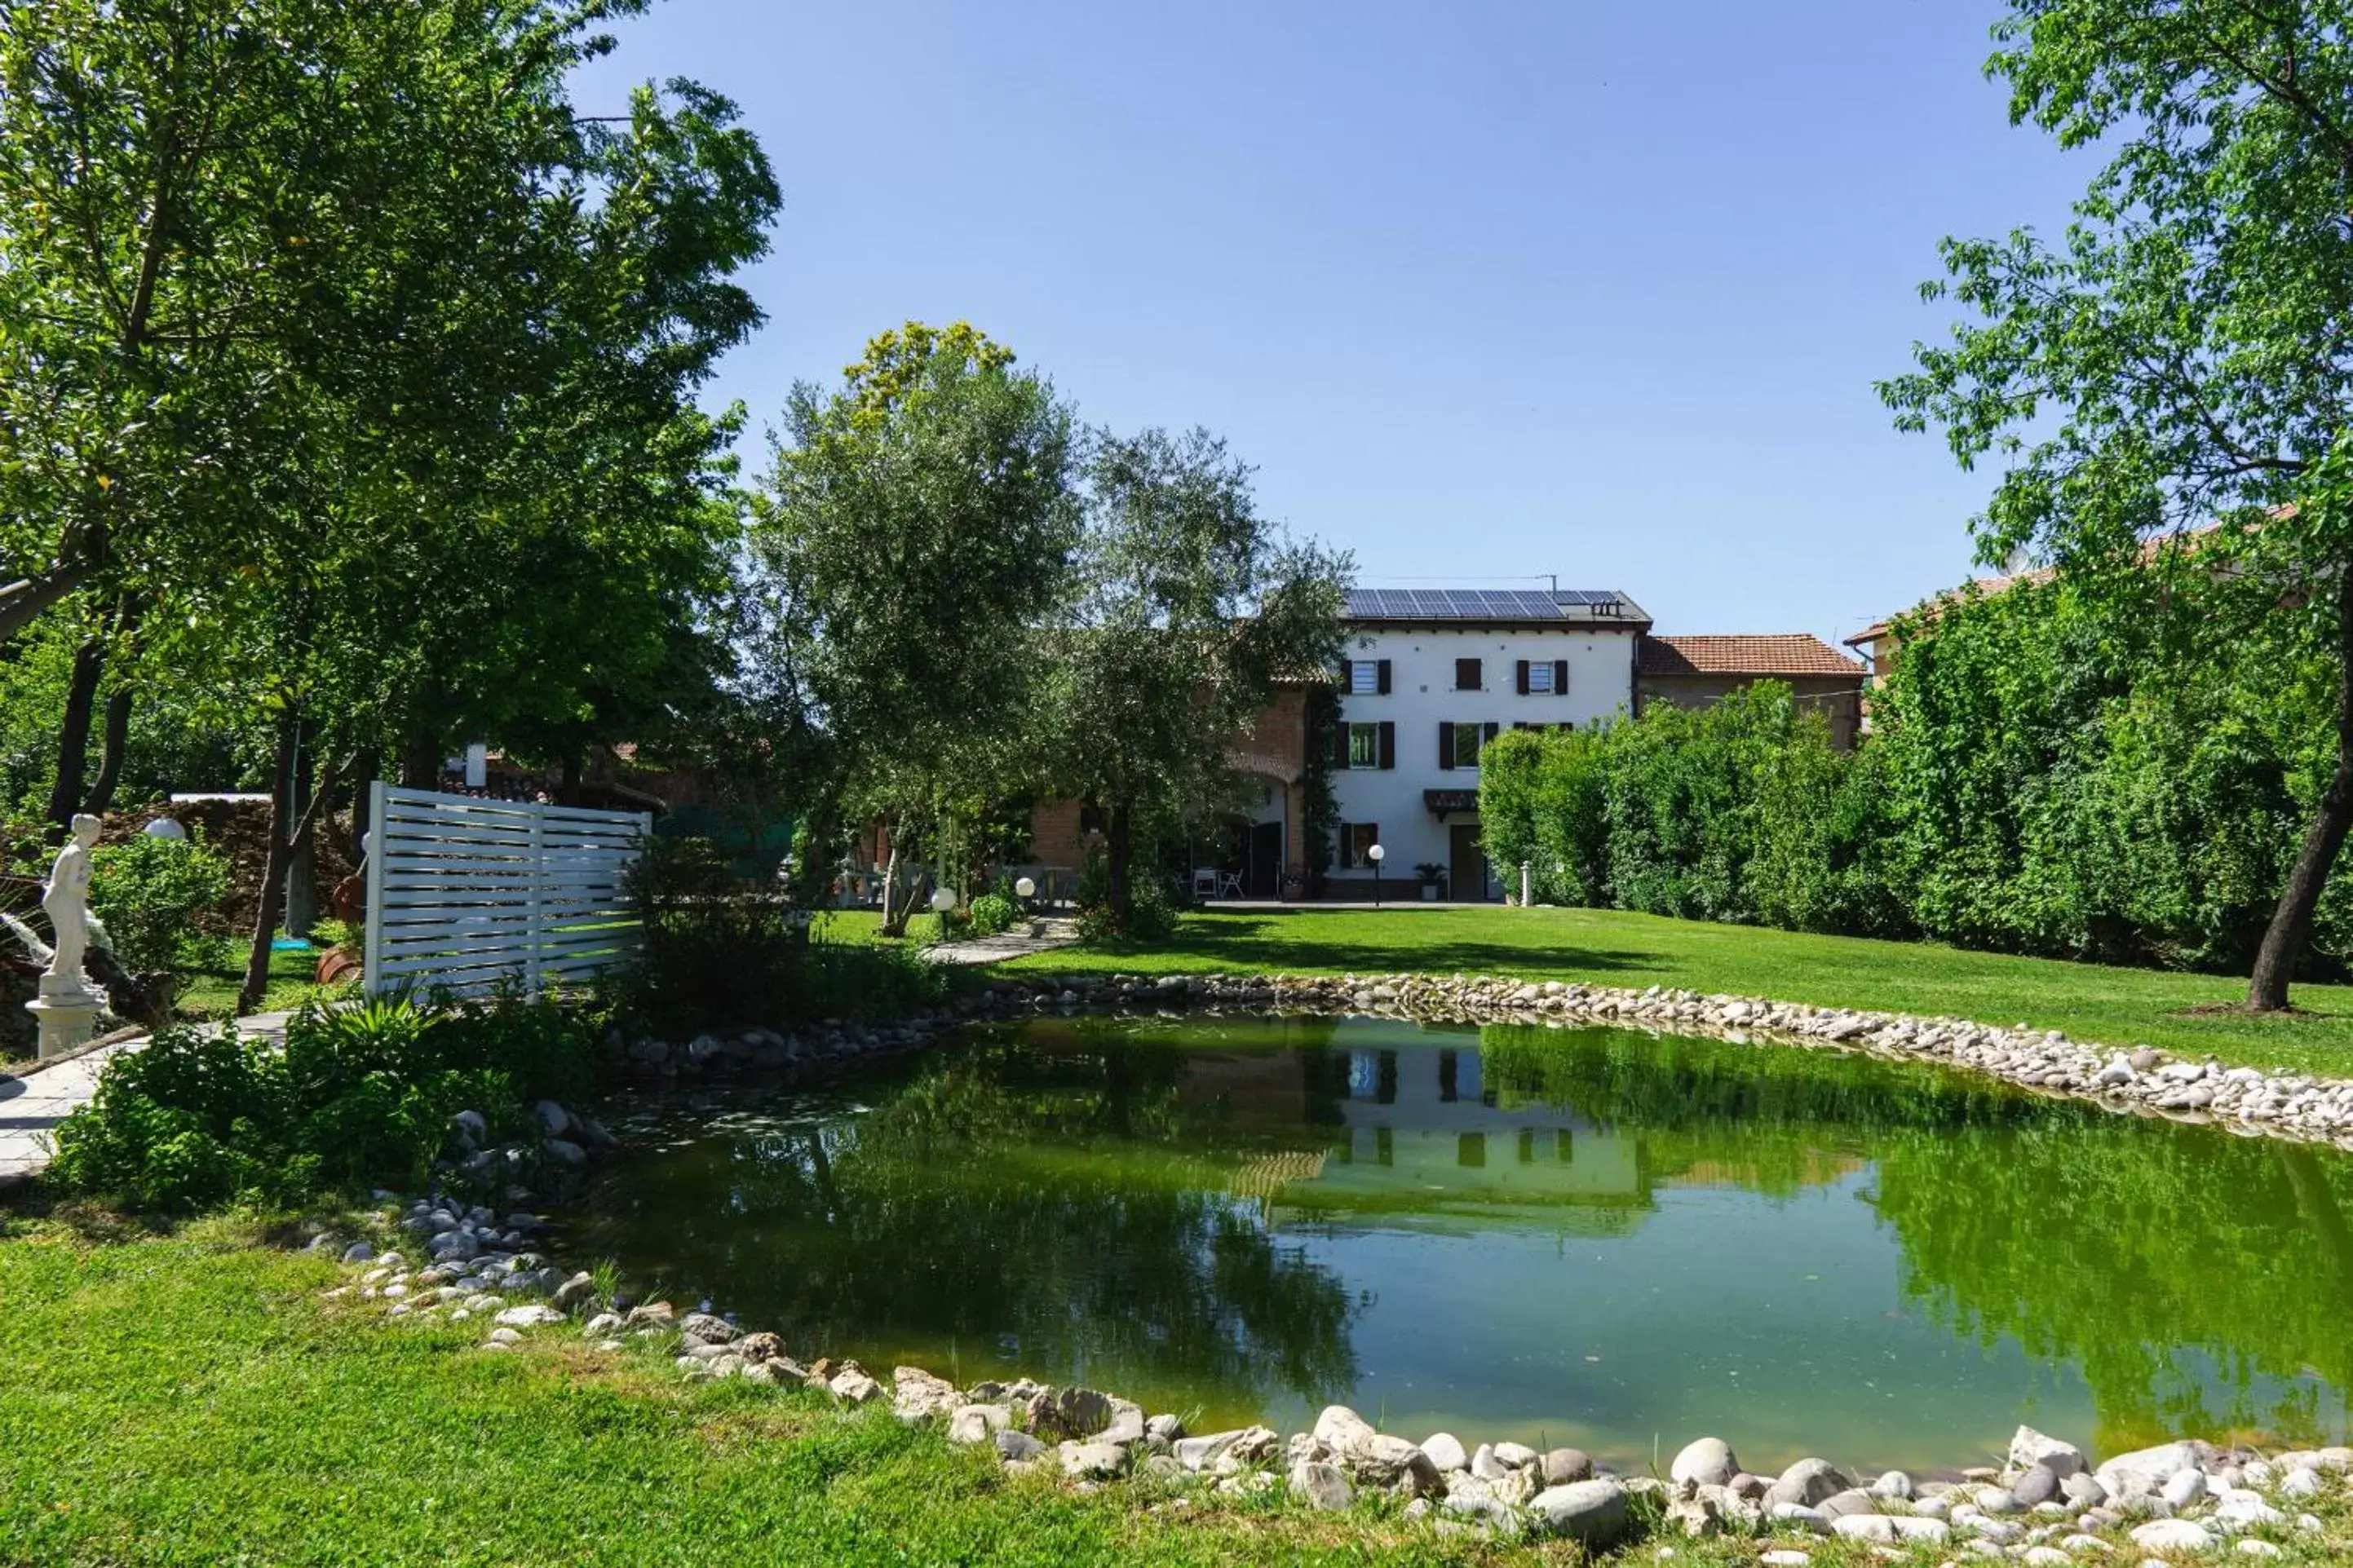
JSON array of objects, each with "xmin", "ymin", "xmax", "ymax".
[
  {"xmin": 46, "ymin": 990, "xmax": 599, "ymax": 1212},
  {"xmin": 616, "ymin": 833, "xmax": 953, "ymax": 1035},
  {"xmin": 89, "ymin": 832, "xmax": 232, "ymax": 975},
  {"xmin": 967, "ymin": 892, "xmax": 1019, "ymax": 935}
]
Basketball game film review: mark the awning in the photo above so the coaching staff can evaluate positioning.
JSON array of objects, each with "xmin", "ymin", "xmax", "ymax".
[{"xmin": 1422, "ymin": 789, "xmax": 1479, "ymax": 816}]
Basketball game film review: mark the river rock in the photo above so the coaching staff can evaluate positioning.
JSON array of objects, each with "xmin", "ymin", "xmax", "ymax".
[
  {"xmin": 2098, "ymin": 1441, "xmax": 2214, "ymax": 1497},
  {"xmin": 2130, "ymin": 1517, "xmax": 2218, "ymax": 1553},
  {"xmin": 1059, "ymin": 1441, "xmax": 1128, "ymax": 1480},
  {"xmin": 1422, "ymin": 1433, "xmax": 1468, "ymax": 1473},
  {"xmin": 1872, "ymin": 1470, "xmax": 1913, "ymax": 1500},
  {"xmin": 947, "ymin": 1404, "xmax": 1010, "ymax": 1444},
  {"xmin": 1492, "ymin": 1440, "xmax": 1540, "ymax": 1469},
  {"xmin": 1671, "ymin": 1437, "xmax": 1740, "ymax": 1486},
  {"xmin": 2161, "ymin": 1468, "xmax": 2208, "ymax": 1510},
  {"xmin": 2013, "ymin": 1463, "xmax": 2063, "ymax": 1507},
  {"xmin": 2010, "ymin": 1425, "xmax": 2087, "ymax": 1481},
  {"xmin": 1313, "ymin": 1405, "xmax": 1378, "ymax": 1454},
  {"xmin": 1890, "ymin": 1517, "xmax": 1951, "ymax": 1544},
  {"xmin": 1351, "ymin": 1433, "xmax": 1440, "ymax": 1495},
  {"xmin": 1766, "ymin": 1458, "xmax": 1853, "ymax": 1511},
  {"xmin": 1290, "ymin": 1459, "xmax": 1352, "ymax": 1511},
  {"xmin": 1820, "ymin": 1488, "xmax": 1878, "ymax": 1520},
  {"xmin": 1529, "ymin": 1478, "xmax": 1631, "ymax": 1544},
  {"xmin": 1830, "ymin": 1514, "xmax": 1896, "ymax": 1543},
  {"xmin": 491, "ymin": 1304, "xmax": 564, "ymax": 1328},
  {"xmin": 1542, "ymin": 1447, "xmax": 1593, "ymax": 1485},
  {"xmin": 2061, "ymin": 1473, "xmax": 2108, "ymax": 1509},
  {"xmin": 891, "ymin": 1366, "xmax": 961, "ymax": 1423},
  {"xmin": 993, "ymin": 1429, "xmax": 1047, "ymax": 1463},
  {"xmin": 827, "ymin": 1367, "xmax": 881, "ymax": 1404}
]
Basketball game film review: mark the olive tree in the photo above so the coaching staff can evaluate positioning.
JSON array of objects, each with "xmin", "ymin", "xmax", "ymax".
[
  {"xmin": 748, "ymin": 323, "xmax": 1081, "ymax": 932},
  {"xmin": 1046, "ymin": 427, "xmax": 1350, "ymax": 927}
]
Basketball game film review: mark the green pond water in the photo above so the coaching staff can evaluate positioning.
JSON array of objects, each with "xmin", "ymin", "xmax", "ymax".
[{"xmin": 566, "ymin": 1014, "xmax": 2353, "ymax": 1473}]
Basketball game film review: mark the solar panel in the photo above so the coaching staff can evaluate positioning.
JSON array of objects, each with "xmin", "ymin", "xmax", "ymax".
[{"xmin": 1344, "ymin": 586, "xmax": 1622, "ymax": 619}]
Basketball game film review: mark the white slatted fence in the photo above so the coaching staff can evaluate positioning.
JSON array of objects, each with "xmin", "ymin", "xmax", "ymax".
[{"xmin": 362, "ymin": 783, "xmax": 651, "ymax": 1000}]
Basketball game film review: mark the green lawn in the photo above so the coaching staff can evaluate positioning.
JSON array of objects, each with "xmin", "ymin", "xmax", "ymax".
[
  {"xmin": 175, "ymin": 943, "xmax": 338, "ymax": 1019},
  {"xmin": 1001, "ymin": 906, "xmax": 2353, "ymax": 1076},
  {"xmin": 0, "ymin": 1214, "xmax": 1550, "ymax": 1568}
]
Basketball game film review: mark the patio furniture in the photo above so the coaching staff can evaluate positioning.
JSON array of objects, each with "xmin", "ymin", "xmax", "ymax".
[
  {"xmin": 1192, "ymin": 868, "xmax": 1220, "ymax": 899},
  {"xmin": 1219, "ymin": 869, "xmax": 1245, "ymax": 899}
]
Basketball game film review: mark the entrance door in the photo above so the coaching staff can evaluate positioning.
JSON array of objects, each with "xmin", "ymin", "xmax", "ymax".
[
  {"xmin": 1448, "ymin": 824, "xmax": 1488, "ymax": 902},
  {"xmin": 1248, "ymin": 820, "xmax": 1282, "ymax": 898}
]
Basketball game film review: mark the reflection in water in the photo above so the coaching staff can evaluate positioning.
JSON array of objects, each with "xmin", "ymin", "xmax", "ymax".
[{"xmin": 565, "ymin": 1015, "xmax": 2353, "ymax": 1471}]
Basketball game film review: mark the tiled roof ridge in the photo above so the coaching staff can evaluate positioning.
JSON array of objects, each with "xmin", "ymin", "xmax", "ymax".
[{"xmin": 1639, "ymin": 632, "xmax": 1864, "ymax": 678}]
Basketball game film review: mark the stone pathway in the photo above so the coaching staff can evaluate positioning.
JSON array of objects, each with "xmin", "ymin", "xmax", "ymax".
[
  {"xmin": 926, "ymin": 917, "xmax": 1080, "ymax": 968},
  {"xmin": 0, "ymin": 1012, "xmax": 291, "ymax": 1189}
]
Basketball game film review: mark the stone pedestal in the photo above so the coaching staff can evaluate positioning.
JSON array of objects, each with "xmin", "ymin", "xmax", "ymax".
[{"xmin": 27, "ymin": 978, "xmax": 104, "ymax": 1061}]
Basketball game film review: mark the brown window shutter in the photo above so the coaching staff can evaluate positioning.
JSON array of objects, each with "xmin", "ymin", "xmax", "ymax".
[
  {"xmin": 1334, "ymin": 719, "xmax": 1351, "ymax": 768},
  {"xmin": 1438, "ymin": 722, "xmax": 1455, "ymax": 771},
  {"xmin": 1378, "ymin": 721, "xmax": 1395, "ymax": 770},
  {"xmin": 1377, "ymin": 659, "xmax": 1391, "ymax": 695},
  {"xmin": 1483, "ymin": 721, "xmax": 1499, "ymax": 742},
  {"xmin": 1456, "ymin": 656, "xmax": 1482, "ymax": 691},
  {"xmin": 1554, "ymin": 659, "xmax": 1569, "ymax": 696},
  {"xmin": 1336, "ymin": 821, "xmax": 1350, "ymax": 866},
  {"xmin": 1515, "ymin": 660, "xmax": 1530, "ymax": 695}
]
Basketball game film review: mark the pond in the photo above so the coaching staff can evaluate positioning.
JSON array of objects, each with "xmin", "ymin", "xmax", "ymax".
[{"xmin": 565, "ymin": 1014, "xmax": 2353, "ymax": 1473}]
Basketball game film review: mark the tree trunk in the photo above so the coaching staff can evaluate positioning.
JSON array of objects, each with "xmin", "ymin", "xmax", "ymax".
[
  {"xmin": 282, "ymin": 757, "xmax": 316, "ymax": 940},
  {"xmin": 350, "ymin": 747, "xmax": 378, "ymax": 853},
  {"xmin": 84, "ymin": 684, "xmax": 135, "ymax": 818},
  {"xmin": 0, "ymin": 565, "xmax": 89, "ymax": 647},
  {"xmin": 238, "ymin": 716, "xmax": 301, "ymax": 1016},
  {"xmin": 878, "ymin": 835, "xmax": 904, "ymax": 938},
  {"xmin": 2249, "ymin": 570, "xmax": 2353, "ymax": 1009},
  {"xmin": 45, "ymin": 634, "xmax": 108, "ymax": 833},
  {"xmin": 400, "ymin": 729, "xmax": 440, "ymax": 789},
  {"xmin": 1107, "ymin": 804, "xmax": 1133, "ymax": 921}
]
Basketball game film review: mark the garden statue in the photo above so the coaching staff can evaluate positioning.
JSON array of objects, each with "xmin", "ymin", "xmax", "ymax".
[{"xmin": 27, "ymin": 812, "xmax": 105, "ymax": 1058}]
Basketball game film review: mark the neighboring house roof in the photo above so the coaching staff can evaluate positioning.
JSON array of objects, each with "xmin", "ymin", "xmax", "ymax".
[
  {"xmin": 1344, "ymin": 586, "xmax": 1650, "ymax": 628},
  {"xmin": 1844, "ymin": 519, "xmax": 2243, "ymax": 649},
  {"xmin": 1638, "ymin": 634, "xmax": 1864, "ymax": 679}
]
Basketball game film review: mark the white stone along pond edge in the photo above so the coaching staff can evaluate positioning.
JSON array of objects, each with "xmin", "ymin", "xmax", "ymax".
[{"xmin": 275, "ymin": 970, "xmax": 2353, "ymax": 1561}]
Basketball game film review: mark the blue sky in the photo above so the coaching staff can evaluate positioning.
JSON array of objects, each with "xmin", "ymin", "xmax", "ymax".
[{"xmin": 570, "ymin": 2, "xmax": 2096, "ymax": 645}]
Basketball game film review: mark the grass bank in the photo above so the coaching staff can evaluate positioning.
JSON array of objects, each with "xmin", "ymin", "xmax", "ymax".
[
  {"xmin": 0, "ymin": 1213, "xmax": 1499, "ymax": 1567},
  {"xmin": 998, "ymin": 906, "xmax": 2353, "ymax": 1076}
]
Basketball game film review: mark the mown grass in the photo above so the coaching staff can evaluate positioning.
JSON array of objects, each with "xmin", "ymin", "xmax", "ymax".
[
  {"xmin": 998, "ymin": 906, "xmax": 2353, "ymax": 1076},
  {"xmin": 175, "ymin": 943, "xmax": 334, "ymax": 1019},
  {"xmin": 5, "ymin": 1212, "xmax": 2351, "ymax": 1566}
]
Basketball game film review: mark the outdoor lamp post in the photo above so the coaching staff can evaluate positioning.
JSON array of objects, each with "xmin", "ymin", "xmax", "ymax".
[
  {"xmin": 1368, "ymin": 842, "xmax": 1385, "ymax": 908},
  {"xmin": 1015, "ymin": 875, "xmax": 1037, "ymax": 914}
]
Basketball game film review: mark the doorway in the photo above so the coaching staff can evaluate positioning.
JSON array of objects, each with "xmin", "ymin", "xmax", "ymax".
[
  {"xmin": 1248, "ymin": 820, "xmax": 1282, "ymax": 898},
  {"xmin": 1448, "ymin": 824, "xmax": 1488, "ymax": 902}
]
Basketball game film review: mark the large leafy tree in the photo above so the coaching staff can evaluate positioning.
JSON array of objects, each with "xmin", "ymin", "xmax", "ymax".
[
  {"xmin": 1882, "ymin": 1, "xmax": 2353, "ymax": 1008},
  {"xmin": 1046, "ymin": 427, "xmax": 1350, "ymax": 925},
  {"xmin": 748, "ymin": 323, "xmax": 1081, "ymax": 932}
]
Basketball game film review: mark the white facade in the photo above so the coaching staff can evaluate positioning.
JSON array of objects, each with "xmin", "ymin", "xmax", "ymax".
[{"xmin": 1327, "ymin": 612, "xmax": 1641, "ymax": 899}]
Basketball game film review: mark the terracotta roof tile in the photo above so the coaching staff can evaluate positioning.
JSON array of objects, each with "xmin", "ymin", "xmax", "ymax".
[{"xmin": 1639, "ymin": 634, "xmax": 1865, "ymax": 679}]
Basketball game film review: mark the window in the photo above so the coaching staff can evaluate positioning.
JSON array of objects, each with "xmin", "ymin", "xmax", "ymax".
[
  {"xmin": 1347, "ymin": 722, "xmax": 1380, "ymax": 769},
  {"xmin": 1343, "ymin": 822, "xmax": 1381, "ymax": 868},
  {"xmin": 1451, "ymin": 722, "xmax": 1485, "ymax": 769},
  {"xmin": 1350, "ymin": 660, "xmax": 1378, "ymax": 694},
  {"xmin": 1454, "ymin": 656, "xmax": 1483, "ymax": 691},
  {"xmin": 1527, "ymin": 661, "xmax": 1554, "ymax": 694}
]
